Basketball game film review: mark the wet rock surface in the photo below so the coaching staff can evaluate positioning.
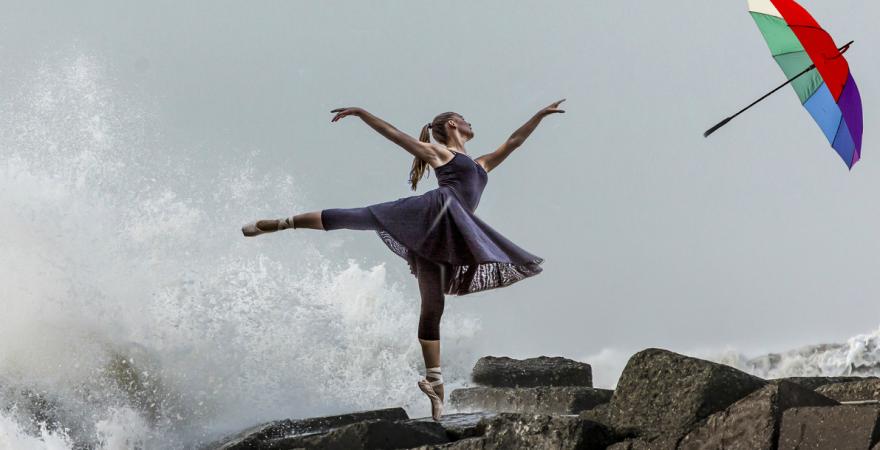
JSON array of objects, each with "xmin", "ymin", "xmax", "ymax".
[
  {"xmin": 408, "ymin": 412, "xmax": 498, "ymax": 441},
  {"xmin": 292, "ymin": 419, "xmax": 449, "ymax": 450},
  {"xmin": 207, "ymin": 407, "xmax": 409, "ymax": 449},
  {"xmin": 816, "ymin": 378, "xmax": 880, "ymax": 402},
  {"xmin": 778, "ymin": 404, "xmax": 880, "ymax": 450},
  {"xmin": 449, "ymin": 386, "xmax": 612, "ymax": 415},
  {"xmin": 773, "ymin": 375, "xmax": 879, "ymax": 391},
  {"xmin": 411, "ymin": 413, "xmax": 614, "ymax": 450},
  {"xmin": 471, "ymin": 356, "xmax": 593, "ymax": 388}
]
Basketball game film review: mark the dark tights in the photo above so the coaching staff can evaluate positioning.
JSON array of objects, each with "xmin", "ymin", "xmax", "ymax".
[{"xmin": 322, "ymin": 208, "xmax": 447, "ymax": 340}]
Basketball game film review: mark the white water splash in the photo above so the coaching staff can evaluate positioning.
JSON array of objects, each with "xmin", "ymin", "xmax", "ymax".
[
  {"xmin": 0, "ymin": 413, "xmax": 74, "ymax": 450},
  {"xmin": 714, "ymin": 325, "xmax": 880, "ymax": 378},
  {"xmin": 0, "ymin": 52, "xmax": 481, "ymax": 449}
]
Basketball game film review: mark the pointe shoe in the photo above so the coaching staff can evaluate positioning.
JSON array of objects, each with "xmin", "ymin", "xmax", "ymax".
[
  {"xmin": 242, "ymin": 218, "xmax": 292, "ymax": 237},
  {"xmin": 417, "ymin": 376, "xmax": 444, "ymax": 421}
]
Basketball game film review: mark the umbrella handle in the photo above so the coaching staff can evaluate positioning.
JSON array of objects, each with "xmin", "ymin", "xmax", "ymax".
[
  {"xmin": 704, "ymin": 117, "xmax": 732, "ymax": 138},
  {"xmin": 704, "ymin": 41, "xmax": 854, "ymax": 138},
  {"xmin": 703, "ymin": 63, "xmax": 814, "ymax": 138}
]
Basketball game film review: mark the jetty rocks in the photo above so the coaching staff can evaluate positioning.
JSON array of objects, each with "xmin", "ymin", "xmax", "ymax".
[{"xmin": 205, "ymin": 348, "xmax": 880, "ymax": 450}]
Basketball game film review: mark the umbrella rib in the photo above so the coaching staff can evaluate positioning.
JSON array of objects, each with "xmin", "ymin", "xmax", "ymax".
[
  {"xmin": 773, "ymin": 49, "xmax": 807, "ymax": 57},
  {"xmin": 832, "ymin": 115, "xmax": 844, "ymax": 145},
  {"xmin": 750, "ymin": 11, "xmax": 782, "ymax": 20}
]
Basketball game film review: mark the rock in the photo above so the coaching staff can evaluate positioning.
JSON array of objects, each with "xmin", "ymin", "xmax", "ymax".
[
  {"xmin": 449, "ymin": 386, "xmax": 612, "ymax": 415},
  {"xmin": 411, "ymin": 413, "xmax": 614, "ymax": 450},
  {"xmin": 772, "ymin": 376, "xmax": 877, "ymax": 391},
  {"xmin": 471, "ymin": 356, "xmax": 593, "ymax": 388},
  {"xmin": 605, "ymin": 436, "xmax": 680, "ymax": 450},
  {"xmin": 578, "ymin": 402, "xmax": 612, "ymax": 426},
  {"xmin": 778, "ymin": 404, "xmax": 880, "ymax": 450},
  {"xmin": 414, "ymin": 437, "xmax": 484, "ymax": 449},
  {"xmin": 816, "ymin": 378, "xmax": 880, "ymax": 402},
  {"xmin": 677, "ymin": 379, "xmax": 838, "ymax": 450},
  {"xmin": 208, "ymin": 407, "xmax": 408, "ymax": 449},
  {"xmin": 293, "ymin": 418, "xmax": 449, "ymax": 449},
  {"xmin": 408, "ymin": 412, "xmax": 499, "ymax": 441},
  {"xmin": 606, "ymin": 348, "xmax": 767, "ymax": 441},
  {"xmin": 606, "ymin": 439, "xmax": 652, "ymax": 450}
]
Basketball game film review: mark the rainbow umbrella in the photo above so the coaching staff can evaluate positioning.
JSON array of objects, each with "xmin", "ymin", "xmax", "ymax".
[{"xmin": 705, "ymin": 0, "xmax": 863, "ymax": 169}]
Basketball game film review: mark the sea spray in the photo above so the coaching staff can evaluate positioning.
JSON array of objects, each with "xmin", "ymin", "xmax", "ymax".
[
  {"xmin": 0, "ymin": 51, "xmax": 480, "ymax": 448},
  {"xmin": 583, "ymin": 325, "xmax": 880, "ymax": 390}
]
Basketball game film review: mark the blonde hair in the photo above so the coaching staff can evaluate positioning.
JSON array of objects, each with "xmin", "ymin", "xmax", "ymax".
[{"xmin": 410, "ymin": 112, "xmax": 460, "ymax": 191}]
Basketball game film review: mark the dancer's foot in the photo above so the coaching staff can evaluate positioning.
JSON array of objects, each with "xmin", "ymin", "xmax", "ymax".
[
  {"xmin": 417, "ymin": 367, "xmax": 444, "ymax": 421},
  {"xmin": 242, "ymin": 217, "xmax": 293, "ymax": 237}
]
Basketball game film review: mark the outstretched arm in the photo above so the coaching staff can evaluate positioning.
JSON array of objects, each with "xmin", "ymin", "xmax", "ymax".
[
  {"xmin": 476, "ymin": 99, "xmax": 566, "ymax": 173},
  {"xmin": 331, "ymin": 107, "xmax": 435, "ymax": 163}
]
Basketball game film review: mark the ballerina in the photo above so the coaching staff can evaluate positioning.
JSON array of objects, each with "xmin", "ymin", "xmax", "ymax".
[{"xmin": 242, "ymin": 99, "xmax": 565, "ymax": 421}]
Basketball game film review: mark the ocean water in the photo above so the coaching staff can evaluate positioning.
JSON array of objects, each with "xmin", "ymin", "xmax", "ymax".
[
  {"xmin": 2, "ymin": 53, "xmax": 879, "ymax": 450},
  {"xmin": 0, "ymin": 53, "xmax": 481, "ymax": 449},
  {"xmin": 583, "ymin": 325, "xmax": 880, "ymax": 389}
]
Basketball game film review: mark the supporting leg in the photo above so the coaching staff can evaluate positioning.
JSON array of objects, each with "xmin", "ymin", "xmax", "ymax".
[
  {"xmin": 418, "ymin": 338, "xmax": 443, "ymax": 402},
  {"xmin": 415, "ymin": 255, "xmax": 448, "ymax": 403}
]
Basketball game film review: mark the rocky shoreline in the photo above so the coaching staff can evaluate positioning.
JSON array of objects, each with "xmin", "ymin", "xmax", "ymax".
[{"xmin": 204, "ymin": 348, "xmax": 880, "ymax": 449}]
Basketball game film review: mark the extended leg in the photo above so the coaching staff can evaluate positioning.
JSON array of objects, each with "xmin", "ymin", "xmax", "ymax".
[
  {"xmin": 242, "ymin": 207, "xmax": 381, "ymax": 237},
  {"xmin": 320, "ymin": 207, "xmax": 381, "ymax": 231}
]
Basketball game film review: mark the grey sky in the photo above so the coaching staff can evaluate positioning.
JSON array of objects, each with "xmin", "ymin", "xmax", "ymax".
[{"xmin": 2, "ymin": 1, "xmax": 876, "ymax": 372}]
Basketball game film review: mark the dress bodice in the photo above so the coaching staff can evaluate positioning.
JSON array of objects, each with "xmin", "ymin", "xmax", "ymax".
[
  {"xmin": 434, "ymin": 151, "xmax": 488, "ymax": 212},
  {"xmin": 364, "ymin": 146, "xmax": 542, "ymax": 296}
]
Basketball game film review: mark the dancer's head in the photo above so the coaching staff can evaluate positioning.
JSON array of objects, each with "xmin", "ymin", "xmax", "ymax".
[
  {"xmin": 409, "ymin": 112, "xmax": 474, "ymax": 191},
  {"xmin": 426, "ymin": 113, "xmax": 474, "ymax": 145}
]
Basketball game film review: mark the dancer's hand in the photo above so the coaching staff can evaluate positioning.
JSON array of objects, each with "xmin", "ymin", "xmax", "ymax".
[
  {"xmin": 535, "ymin": 98, "xmax": 566, "ymax": 118},
  {"xmin": 330, "ymin": 107, "xmax": 365, "ymax": 122}
]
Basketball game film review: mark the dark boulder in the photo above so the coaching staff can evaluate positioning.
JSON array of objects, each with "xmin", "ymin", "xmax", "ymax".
[
  {"xmin": 408, "ymin": 412, "xmax": 499, "ymax": 441},
  {"xmin": 778, "ymin": 404, "xmax": 880, "ymax": 450},
  {"xmin": 606, "ymin": 348, "xmax": 767, "ymax": 441},
  {"xmin": 678, "ymin": 379, "xmax": 838, "ymax": 450},
  {"xmin": 450, "ymin": 386, "xmax": 612, "ymax": 415},
  {"xmin": 412, "ymin": 413, "xmax": 614, "ymax": 450},
  {"xmin": 577, "ymin": 402, "xmax": 611, "ymax": 426},
  {"xmin": 471, "ymin": 356, "xmax": 592, "ymax": 388},
  {"xmin": 292, "ymin": 418, "xmax": 448, "ymax": 449},
  {"xmin": 772, "ymin": 376, "xmax": 878, "ymax": 391},
  {"xmin": 208, "ymin": 407, "xmax": 408, "ymax": 449},
  {"xmin": 816, "ymin": 378, "xmax": 880, "ymax": 402},
  {"xmin": 605, "ymin": 436, "xmax": 680, "ymax": 450},
  {"xmin": 606, "ymin": 439, "xmax": 652, "ymax": 450}
]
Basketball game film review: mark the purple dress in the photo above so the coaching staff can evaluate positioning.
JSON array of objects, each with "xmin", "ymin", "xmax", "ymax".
[{"xmin": 366, "ymin": 151, "xmax": 544, "ymax": 296}]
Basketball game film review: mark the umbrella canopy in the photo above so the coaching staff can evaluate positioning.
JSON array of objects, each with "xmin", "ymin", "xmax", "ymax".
[{"xmin": 749, "ymin": 0, "xmax": 863, "ymax": 168}]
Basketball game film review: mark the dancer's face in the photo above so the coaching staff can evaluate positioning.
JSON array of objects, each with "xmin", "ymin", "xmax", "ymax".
[{"xmin": 452, "ymin": 115, "xmax": 474, "ymax": 141}]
